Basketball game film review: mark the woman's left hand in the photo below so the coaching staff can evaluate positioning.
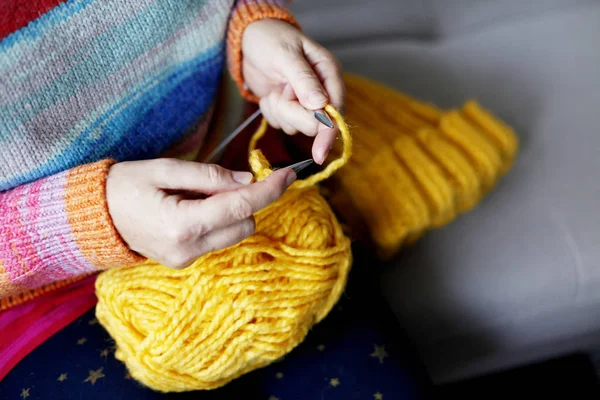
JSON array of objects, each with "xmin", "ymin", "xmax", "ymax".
[{"xmin": 242, "ymin": 19, "xmax": 345, "ymax": 165}]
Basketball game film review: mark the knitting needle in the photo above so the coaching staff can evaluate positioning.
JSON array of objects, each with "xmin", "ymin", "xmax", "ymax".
[
  {"xmin": 204, "ymin": 109, "xmax": 263, "ymax": 163},
  {"xmin": 204, "ymin": 108, "xmax": 335, "ymax": 164},
  {"xmin": 283, "ymin": 158, "xmax": 314, "ymax": 174},
  {"xmin": 314, "ymin": 110, "xmax": 334, "ymax": 129}
]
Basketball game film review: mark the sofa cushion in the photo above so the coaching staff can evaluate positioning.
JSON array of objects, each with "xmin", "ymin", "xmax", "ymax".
[{"xmin": 292, "ymin": 0, "xmax": 600, "ymax": 383}]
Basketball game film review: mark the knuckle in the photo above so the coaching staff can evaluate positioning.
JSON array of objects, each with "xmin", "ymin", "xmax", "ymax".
[
  {"xmin": 198, "ymin": 240, "xmax": 218, "ymax": 256},
  {"xmin": 260, "ymin": 103, "xmax": 278, "ymax": 128},
  {"xmin": 206, "ymin": 164, "xmax": 223, "ymax": 185},
  {"xmin": 165, "ymin": 226, "xmax": 180, "ymax": 242},
  {"xmin": 156, "ymin": 158, "xmax": 180, "ymax": 171},
  {"xmin": 282, "ymin": 123, "xmax": 298, "ymax": 136},
  {"xmin": 259, "ymin": 99, "xmax": 270, "ymax": 114},
  {"xmin": 274, "ymin": 179, "xmax": 289, "ymax": 198},
  {"xmin": 262, "ymin": 182, "xmax": 285, "ymax": 205},
  {"xmin": 231, "ymin": 193, "xmax": 254, "ymax": 220},
  {"xmin": 153, "ymin": 158, "xmax": 180, "ymax": 181},
  {"xmin": 279, "ymin": 40, "xmax": 301, "ymax": 55},
  {"xmin": 322, "ymin": 51, "xmax": 338, "ymax": 66},
  {"xmin": 165, "ymin": 251, "xmax": 191, "ymax": 270},
  {"xmin": 274, "ymin": 98, "xmax": 286, "ymax": 116},
  {"xmin": 194, "ymin": 221, "xmax": 209, "ymax": 237},
  {"xmin": 296, "ymin": 70, "xmax": 318, "ymax": 86},
  {"xmin": 166, "ymin": 225, "xmax": 191, "ymax": 245},
  {"xmin": 242, "ymin": 217, "xmax": 256, "ymax": 238}
]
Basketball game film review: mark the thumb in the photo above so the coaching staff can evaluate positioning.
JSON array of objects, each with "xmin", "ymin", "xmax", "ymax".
[
  {"xmin": 279, "ymin": 50, "xmax": 328, "ymax": 110},
  {"xmin": 150, "ymin": 159, "xmax": 254, "ymax": 194}
]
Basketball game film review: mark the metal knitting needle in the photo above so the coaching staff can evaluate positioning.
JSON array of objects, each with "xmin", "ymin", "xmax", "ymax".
[
  {"xmin": 283, "ymin": 158, "xmax": 314, "ymax": 174},
  {"xmin": 204, "ymin": 108, "xmax": 334, "ymax": 164},
  {"xmin": 204, "ymin": 109, "xmax": 263, "ymax": 163},
  {"xmin": 314, "ymin": 109, "xmax": 334, "ymax": 129}
]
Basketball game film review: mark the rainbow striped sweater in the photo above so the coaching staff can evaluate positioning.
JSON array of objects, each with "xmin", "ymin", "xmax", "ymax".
[{"xmin": 0, "ymin": 0, "xmax": 298, "ymax": 309}]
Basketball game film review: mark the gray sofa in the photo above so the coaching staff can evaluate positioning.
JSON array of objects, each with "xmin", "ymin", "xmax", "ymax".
[{"xmin": 290, "ymin": 0, "xmax": 600, "ymax": 384}]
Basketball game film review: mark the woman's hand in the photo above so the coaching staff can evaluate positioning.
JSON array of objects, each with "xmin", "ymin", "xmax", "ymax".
[
  {"xmin": 106, "ymin": 159, "xmax": 295, "ymax": 269},
  {"xmin": 242, "ymin": 19, "xmax": 345, "ymax": 165}
]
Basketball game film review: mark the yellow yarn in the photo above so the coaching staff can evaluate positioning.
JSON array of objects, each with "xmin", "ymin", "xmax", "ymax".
[
  {"xmin": 95, "ymin": 71, "xmax": 519, "ymax": 391},
  {"xmin": 324, "ymin": 73, "xmax": 519, "ymax": 258},
  {"xmin": 95, "ymin": 104, "xmax": 352, "ymax": 392}
]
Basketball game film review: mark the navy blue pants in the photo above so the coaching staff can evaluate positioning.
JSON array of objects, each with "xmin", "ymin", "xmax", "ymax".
[{"xmin": 1, "ymin": 246, "xmax": 432, "ymax": 400}]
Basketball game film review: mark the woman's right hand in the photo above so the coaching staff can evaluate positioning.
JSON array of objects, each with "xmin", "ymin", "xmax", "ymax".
[{"xmin": 105, "ymin": 158, "xmax": 296, "ymax": 269}]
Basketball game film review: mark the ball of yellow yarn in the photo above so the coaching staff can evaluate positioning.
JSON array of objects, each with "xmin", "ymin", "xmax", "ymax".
[{"xmin": 95, "ymin": 105, "xmax": 352, "ymax": 392}]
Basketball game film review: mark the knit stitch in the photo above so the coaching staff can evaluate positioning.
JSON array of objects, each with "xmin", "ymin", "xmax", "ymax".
[
  {"xmin": 0, "ymin": 0, "xmax": 298, "ymax": 307},
  {"xmin": 0, "ymin": 0, "xmax": 67, "ymax": 39}
]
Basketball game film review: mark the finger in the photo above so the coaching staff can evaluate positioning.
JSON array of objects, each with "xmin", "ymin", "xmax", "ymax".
[
  {"xmin": 160, "ymin": 217, "xmax": 255, "ymax": 270},
  {"xmin": 280, "ymin": 100, "xmax": 320, "ymax": 137},
  {"xmin": 182, "ymin": 167, "xmax": 296, "ymax": 232},
  {"xmin": 277, "ymin": 84, "xmax": 320, "ymax": 137},
  {"xmin": 260, "ymin": 93, "xmax": 282, "ymax": 129},
  {"xmin": 280, "ymin": 83, "xmax": 336, "ymax": 163},
  {"xmin": 300, "ymin": 41, "xmax": 343, "ymax": 163},
  {"xmin": 268, "ymin": 90, "xmax": 298, "ymax": 136},
  {"xmin": 312, "ymin": 124, "xmax": 337, "ymax": 165},
  {"xmin": 259, "ymin": 94, "xmax": 276, "ymax": 128},
  {"xmin": 151, "ymin": 159, "xmax": 253, "ymax": 193},
  {"xmin": 261, "ymin": 91, "xmax": 300, "ymax": 136},
  {"xmin": 196, "ymin": 216, "xmax": 256, "ymax": 256},
  {"xmin": 302, "ymin": 39, "xmax": 346, "ymax": 114},
  {"xmin": 278, "ymin": 48, "xmax": 329, "ymax": 111},
  {"xmin": 280, "ymin": 119, "xmax": 299, "ymax": 136}
]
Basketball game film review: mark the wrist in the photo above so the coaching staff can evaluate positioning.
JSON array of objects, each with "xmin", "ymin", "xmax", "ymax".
[
  {"xmin": 105, "ymin": 162, "xmax": 136, "ymax": 254},
  {"xmin": 241, "ymin": 18, "xmax": 297, "ymax": 52},
  {"xmin": 226, "ymin": 0, "xmax": 301, "ymax": 102},
  {"xmin": 77, "ymin": 160, "xmax": 144, "ymax": 268}
]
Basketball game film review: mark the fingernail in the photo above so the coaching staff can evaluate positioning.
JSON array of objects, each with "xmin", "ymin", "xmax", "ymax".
[
  {"xmin": 232, "ymin": 171, "xmax": 253, "ymax": 185},
  {"xmin": 314, "ymin": 152, "xmax": 324, "ymax": 165},
  {"xmin": 285, "ymin": 170, "xmax": 297, "ymax": 187},
  {"xmin": 308, "ymin": 90, "xmax": 327, "ymax": 107},
  {"xmin": 315, "ymin": 146, "xmax": 330, "ymax": 165}
]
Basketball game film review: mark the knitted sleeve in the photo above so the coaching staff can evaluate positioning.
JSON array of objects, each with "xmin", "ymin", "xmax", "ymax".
[
  {"xmin": 0, "ymin": 159, "xmax": 145, "ymax": 308},
  {"xmin": 226, "ymin": 0, "xmax": 301, "ymax": 102}
]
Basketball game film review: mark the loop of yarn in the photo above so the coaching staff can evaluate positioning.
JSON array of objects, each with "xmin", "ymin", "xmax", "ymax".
[
  {"xmin": 249, "ymin": 104, "xmax": 352, "ymax": 189},
  {"xmin": 95, "ymin": 106, "xmax": 353, "ymax": 392}
]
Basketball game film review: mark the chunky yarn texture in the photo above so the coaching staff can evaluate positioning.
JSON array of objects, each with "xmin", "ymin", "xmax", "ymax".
[
  {"xmin": 95, "ymin": 105, "xmax": 352, "ymax": 392},
  {"xmin": 324, "ymin": 73, "xmax": 519, "ymax": 258},
  {"xmin": 94, "ymin": 72, "xmax": 518, "ymax": 391}
]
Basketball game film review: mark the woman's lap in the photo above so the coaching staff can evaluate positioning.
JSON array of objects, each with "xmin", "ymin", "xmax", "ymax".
[{"xmin": 1, "ymin": 247, "xmax": 432, "ymax": 399}]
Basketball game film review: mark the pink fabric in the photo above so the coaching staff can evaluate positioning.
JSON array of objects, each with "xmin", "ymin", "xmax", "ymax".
[{"xmin": 0, "ymin": 275, "xmax": 97, "ymax": 382}]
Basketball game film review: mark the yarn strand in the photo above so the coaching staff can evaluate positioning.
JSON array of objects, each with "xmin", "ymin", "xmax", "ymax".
[{"xmin": 249, "ymin": 104, "xmax": 352, "ymax": 188}]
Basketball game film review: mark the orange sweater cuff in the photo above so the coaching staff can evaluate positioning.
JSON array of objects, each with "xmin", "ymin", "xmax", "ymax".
[
  {"xmin": 65, "ymin": 159, "xmax": 146, "ymax": 269},
  {"xmin": 226, "ymin": 0, "xmax": 301, "ymax": 102}
]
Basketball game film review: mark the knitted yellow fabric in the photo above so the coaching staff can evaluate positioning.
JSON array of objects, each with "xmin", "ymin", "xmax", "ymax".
[
  {"xmin": 324, "ymin": 73, "xmax": 519, "ymax": 258},
  {"xmin": 95, "ymin": 105, "xmax": 352, "ymax": 393}
]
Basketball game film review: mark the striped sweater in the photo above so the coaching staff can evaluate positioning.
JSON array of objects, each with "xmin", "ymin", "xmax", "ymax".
[{"xmin": 0, "ymin": 0, "xmax": 298, "ymax": 309}]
